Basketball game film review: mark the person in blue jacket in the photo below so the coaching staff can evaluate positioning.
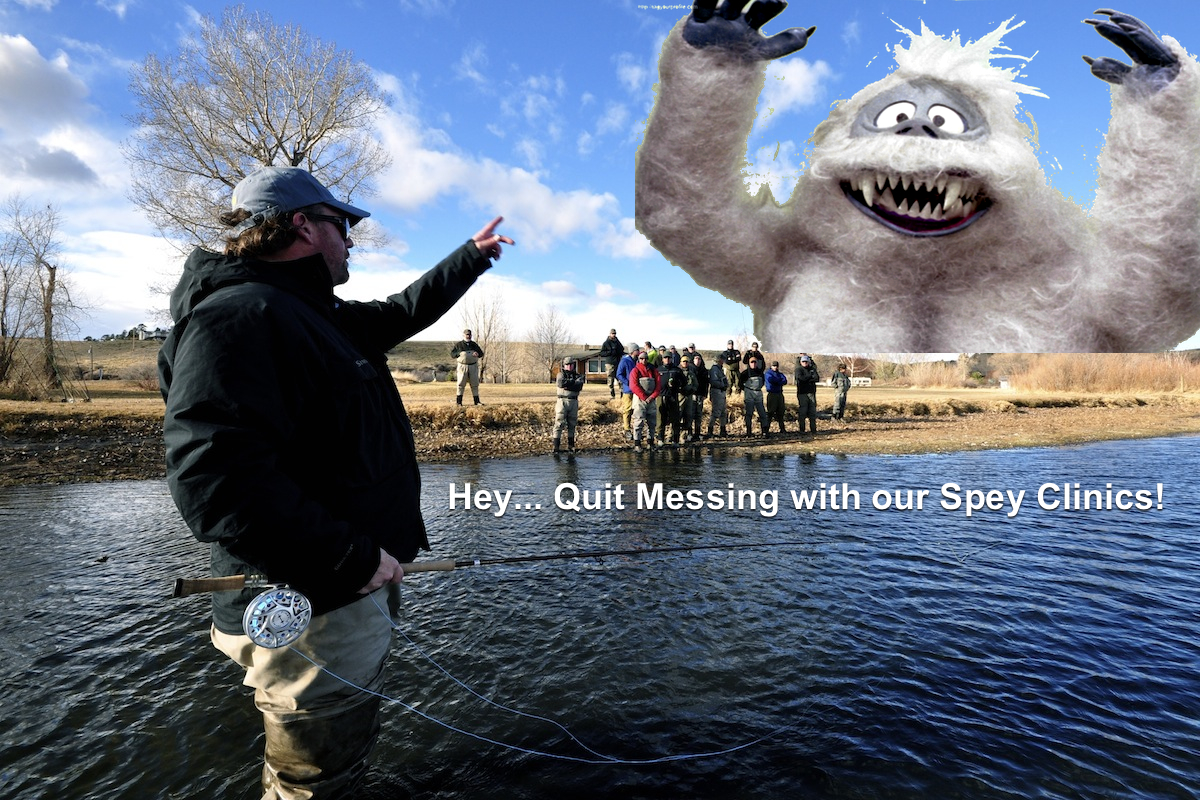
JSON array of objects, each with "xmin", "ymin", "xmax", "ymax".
[
  {"xmin": 615, "ymin": 343, "xmax": 640, "ymax": 440},
  {"xmin": 764, "ymin": 359, "xmax": 789, "ymax": 434}
]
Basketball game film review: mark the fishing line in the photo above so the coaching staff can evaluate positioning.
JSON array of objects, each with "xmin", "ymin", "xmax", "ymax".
[
  {"xmin": 188, "ymin": 539, "xmax": 828, "ymax": 762},
  {"xmin": 268, "ymin": 568, "xmax": 802, "ymax": 765},
  {"xmin": 367, "ymin": 591, "xmax": 622, "ymax": 763},
  {"xmin": 287, "ymin": 619, "xmax": 800, "ymax": 766}
]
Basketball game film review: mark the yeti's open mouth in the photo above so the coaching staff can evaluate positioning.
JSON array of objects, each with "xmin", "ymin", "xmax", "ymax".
[{"xmin": 841, "ymin": 172, "xmax": 991, "ymax": 237}]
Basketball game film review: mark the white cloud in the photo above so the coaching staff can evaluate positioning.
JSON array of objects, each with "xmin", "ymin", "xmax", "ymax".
[
  {"xmin": 577, "ymin": 130, "xmax": 595, "ymax": 156},
  {"xmin": 594, "ymin": 218, "xmax": 654, "ymax": 259},
  {"xmin": 521, "ymin": 91, "xmax": 554, "ymax": 125},
  {"xmin": 541, "ymin": 279, "xmax": 582, "ymax": 298},
  {"xmin": 399, "ymin": 0, "xmax": 452, "ymax": 14},
  {"xmin": 843, "ymin": 20, "xmax": 861, "ymax": 47},
  {"xmin": 514, "ymin": 138, "xmax": 543, "ymax": 169},
  {"xmin": 596, "ymin": 282, "xmax": 635, "ymax": 300},
  {"xmin": 374, "ymin": 103, "xmax": 649, "ymax": 257},
  {"xmin": 455, "ymin": 43, "xmax": 487, "ymax": 84},
  {"xmin": 0, "ymin": 34, "xmax": 90, "ymax": 133},
  {"xmin": 65, "ymin": 230, "xmax": 184, "ymax": 335},
  {"xmin": 615, "ymin": 52, "xmax": 647, "ymax": 94},
  {"xmin": 755, "ymin": 58, "xmax": 834, "ymax": 131},
  {"xmin": 0, "ymin": 37, "xmax": 136, "ymax": 191},
  {"xmin": 596, "ymin": 101, "xmax": 629, "ymax": 136},
  {"xmin": 97, "ymin": 0, "xmax": 132, "ymax": 19}
]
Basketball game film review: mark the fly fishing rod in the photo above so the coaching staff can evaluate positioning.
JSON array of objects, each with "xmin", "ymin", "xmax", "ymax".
[
  {"xmin": 172, "ymin": 539, "xmax": 817, "ymax": 648},
  {"xmin": 172, "ymin": 539, "xmax": 817, "ymax": 599}
]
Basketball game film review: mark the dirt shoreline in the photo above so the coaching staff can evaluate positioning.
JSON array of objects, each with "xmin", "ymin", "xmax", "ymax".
[{"xmin": 3, "ymin": 391, "xmax": 1199, "ymax": 487}]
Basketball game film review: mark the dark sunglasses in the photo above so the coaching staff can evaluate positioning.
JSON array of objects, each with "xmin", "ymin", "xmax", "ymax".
[{"xmin": 307, "ymin": 213, "xmax": 351, "ymax": 240}]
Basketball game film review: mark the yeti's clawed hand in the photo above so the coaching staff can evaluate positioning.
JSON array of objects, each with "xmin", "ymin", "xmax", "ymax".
[
  {"xmin": 1083, "ymin": 9, "xmax": 1180, "ymax": 92},
  {"xmin": 683, "ymin": 0, "xmax": 815, "ymax": 61}
]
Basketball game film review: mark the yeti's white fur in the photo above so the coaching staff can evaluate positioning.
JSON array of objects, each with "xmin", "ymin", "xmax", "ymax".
[{"xmin": 635, "ymin": 18, "xmax": 1200, "ymax": 351}]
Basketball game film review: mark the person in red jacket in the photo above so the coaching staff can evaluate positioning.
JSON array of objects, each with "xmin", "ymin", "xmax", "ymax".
[{"xmin": 629, "ymin": 351, "xmax": 662, "ymax": 453}]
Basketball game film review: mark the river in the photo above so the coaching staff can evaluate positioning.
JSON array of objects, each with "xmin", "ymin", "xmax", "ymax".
[{"xmin": 0, "ymin": 437, "xmax": 1196, "ymax": 798}]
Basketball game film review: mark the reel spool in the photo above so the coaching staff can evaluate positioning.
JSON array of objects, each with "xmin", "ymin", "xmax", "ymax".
[{"xmin": 242, "ymin": 586, "xmax": 312, "ymax": 648}]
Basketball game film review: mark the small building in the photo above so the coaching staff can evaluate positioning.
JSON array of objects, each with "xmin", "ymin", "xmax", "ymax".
[{"xmin": 551, "ymin": 349, "xmax": 608, "ymax": 382}]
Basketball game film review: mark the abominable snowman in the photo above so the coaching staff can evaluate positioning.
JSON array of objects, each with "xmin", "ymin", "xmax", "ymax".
[{"xmin": 635, "ymin": 3, "xmax": 1200, "ymax": 351}]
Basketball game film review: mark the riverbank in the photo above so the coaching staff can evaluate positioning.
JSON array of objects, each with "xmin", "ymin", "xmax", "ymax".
[{"xmin": 3, "ymin": 385, "xmax": 1199, "ymax": 486}]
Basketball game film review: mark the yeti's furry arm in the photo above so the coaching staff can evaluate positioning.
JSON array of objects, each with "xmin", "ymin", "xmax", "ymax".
[
  {"xmin": 636, "ymin": 19, "xmax": 812, "ymax": 312},
  {"xmin": 1085, "ymin": 16, "xmax": 1200, "ymax": 350}
]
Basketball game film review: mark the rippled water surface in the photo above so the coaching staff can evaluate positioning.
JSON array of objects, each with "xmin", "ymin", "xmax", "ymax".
[{"xmin": 1, "ymin": 437, "xmax": 1197, "ymax": 799}]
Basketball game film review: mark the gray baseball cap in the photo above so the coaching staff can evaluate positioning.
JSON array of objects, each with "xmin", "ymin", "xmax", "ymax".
[{"xmin": 230, "ymin": 166, "xmax": 370, "ymax": 233}]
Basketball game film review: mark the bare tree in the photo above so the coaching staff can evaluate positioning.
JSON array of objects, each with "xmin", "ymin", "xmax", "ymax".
[
  {"xmin": 835, "ymin": 354, "xmax": 872, "ymax": 380},
  {"xmin": 528, "ymin": 306, "xmax": 574, "ymax": 383},
  {"xmin": 0, "ymin": 220, "xmax": 35, "ymax": 382},
  {"xmin": 870, "ymin": 353, "xmax": 919, "ymax": 383},
  {"xmin": 460, "ymin": 293, "xmax": 512, "ymax": 384},
  {"xmin": 124, "ymin": 4, "xmax": 391, "ymax": 249},
  {"xmin": 1, "ymin": 197, "xmax": 75, "ymax": 387}
]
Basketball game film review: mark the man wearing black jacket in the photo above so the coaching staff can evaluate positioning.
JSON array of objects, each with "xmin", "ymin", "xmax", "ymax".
[
  {"xmin": 159, "ymin": 166, "xmax": 512, "ymax": 799},
  {"xmin": 794, "ymin": 353, "xmax": 821, "ymax": 434},
  {"xmin": 598, "ymin": 328, "xmax": 624, "ymax": 398}
]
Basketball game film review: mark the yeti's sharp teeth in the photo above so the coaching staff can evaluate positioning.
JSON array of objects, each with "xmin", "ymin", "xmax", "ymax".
[
  {"xmin": 945, "ymin": 198, "xmax": 964, "ymax": 219},
  {"xmin": 879, "ymin": 187, "xmax": 897, "ymax": 212},
  {"xmin": 936, "ymin": 176, "xmax": 947, "ymax": 194},
  {"xmin": 962, "ymin": 200, "xmax": 976, "ymax": 217},
  {"xmin": 861, "ymin": 179, "xmax": 875, "ymax": 208},
  {"xmin": 897, "ymin": 199, "xmax": 911, "ymax": 216},
  {"xmin": 944, "ymin": 178, "xmax": 962, "ymax": 210},
  {"xmin": 902, "ymin": 175, "xmax": 913, "ymax": 193},
  {"xmin": 931, "ymin": 204, "xmax": 945, "ymax": 222},
  {"xmin": 919, "ymin": 201, "xmax": 932, "ymax": 219}
]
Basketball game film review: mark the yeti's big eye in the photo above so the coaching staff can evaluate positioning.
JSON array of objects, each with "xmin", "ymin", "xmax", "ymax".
[
  {"xmin": 928, "ymin": 104, "xmax": 967, "ymax": 134},
  {"xmin": 874, "ymin": 101, "xmax": 917, "ymax": 128}
]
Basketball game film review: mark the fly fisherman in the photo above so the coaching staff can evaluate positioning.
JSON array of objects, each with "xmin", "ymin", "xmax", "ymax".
[
  {"xmin": 740, "ymin": 355, "xmax": 768, "ymax": 437},
  {"xmin": 764, "ymin": 359, "xmax": 789, "ymax": 435},
  {"xmin": 554, "ymin": 357, "xmax": 586, "ymax": 453},
  {"xmin": 794, "ymin": 353, "xmax": 821, "ymax": 434},
  {"xmin": 598, "ymin": 327, "xmax": 624, "ymax": 398},
  {"xmin": 451, "ymin": 328, "xmax": 485, "ymax": 405},
  {"xmin": 831, "ymin": 362, "xmax": 852, "ymax": 420},
  {"xmin": 159, "ymin": 166, "xmax": 513, "ymax": 799},
  {"xmin": 706, "ymin": 352, "xmax": 731, "ymax": 438}
]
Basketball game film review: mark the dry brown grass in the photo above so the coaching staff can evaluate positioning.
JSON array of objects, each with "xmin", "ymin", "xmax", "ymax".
[
  {"xmin": 901, "ymin": 360, "xmax": 974, "ymax": 388},
  {"xmin": 407, "ymin": 399, "xmax": 619, "ymax": 431},
  {"xmin": 1008, "ymin": 353, "xmax": 1200, "ymax": 393}
]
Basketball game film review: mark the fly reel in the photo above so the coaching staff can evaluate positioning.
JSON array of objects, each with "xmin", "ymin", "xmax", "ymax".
[{"xmin": 242, "ymin": 586, "xmax": 312, "ymax": 648}]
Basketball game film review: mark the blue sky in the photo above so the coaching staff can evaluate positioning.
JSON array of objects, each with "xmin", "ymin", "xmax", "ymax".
[{"xmin": 2, "ymin": 0, "xmax": 1198, "ymax": 350}]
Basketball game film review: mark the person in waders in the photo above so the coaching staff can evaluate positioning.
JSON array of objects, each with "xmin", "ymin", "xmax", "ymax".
[
  {"xmin": 554, "ymin": 357, "xmax": 586, "ymax": 453},
  {"xmin": 159, "ymin": 166, "xmax": 513, "ymax": 799}
]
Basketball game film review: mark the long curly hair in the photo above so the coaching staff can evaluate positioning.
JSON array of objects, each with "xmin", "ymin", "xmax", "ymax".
[{"xmin": 219, "ymin": 205, "xmax": 322, "ymax": 257}]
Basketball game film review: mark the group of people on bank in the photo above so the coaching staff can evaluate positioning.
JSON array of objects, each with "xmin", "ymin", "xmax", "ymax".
[
  {"xmin": 592, "ymin": 332, "xmax": 853, "ymax": 453},
  {"xmin": 452, "ymin": 327, "xmax": 854, "ymax": 454}
]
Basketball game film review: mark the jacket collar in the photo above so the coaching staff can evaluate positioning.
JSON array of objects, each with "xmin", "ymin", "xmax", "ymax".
[{"xmin": 171, "ymin": 248, "xmax": 335, "ymax": 322}]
